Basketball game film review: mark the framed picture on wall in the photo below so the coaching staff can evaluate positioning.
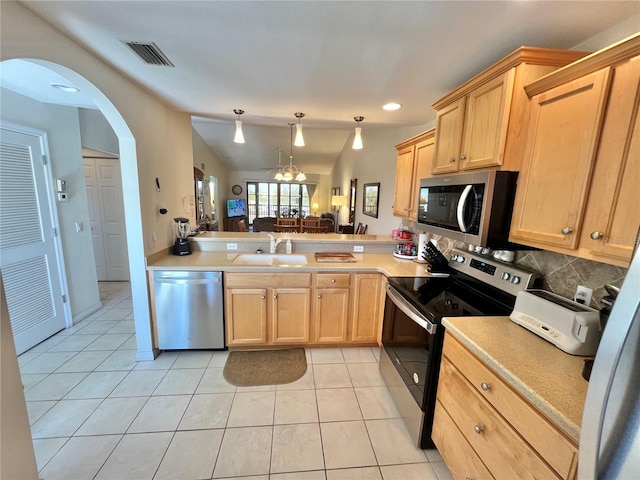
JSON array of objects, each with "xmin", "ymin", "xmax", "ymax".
[{"xmin": 363, "ymin": 183, "xmax": 380, "ymax": 218}]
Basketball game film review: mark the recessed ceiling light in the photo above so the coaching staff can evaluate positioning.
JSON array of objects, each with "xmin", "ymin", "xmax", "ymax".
[
  {"xmin": 383, "ymin": 102, "xmax": 402, "ymax": 111},
  {"xmin": 50, "ymin": 83, "xmax": 80, "ymax": 93}
]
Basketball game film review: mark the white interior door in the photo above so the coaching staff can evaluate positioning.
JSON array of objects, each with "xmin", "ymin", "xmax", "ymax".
[
  {"xmin": 83, "ymin": 156, "xmax": 129, "ymax": 281},
  {"xmin": 0, "ymin": 127, "xmax": 67, "ymax": 354},
  {"xmin": 84, "ymin": 161, "xmax": 107, "ymax": 281}
]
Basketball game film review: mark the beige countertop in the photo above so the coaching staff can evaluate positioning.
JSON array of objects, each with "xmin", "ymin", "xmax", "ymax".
[
  {"xmin": 442, "ymin": 316, "xmax": 588, "ymax": 443},
  {"xmin": 147, "ymin": 251, "xmax": 435, "ymax": 277}
]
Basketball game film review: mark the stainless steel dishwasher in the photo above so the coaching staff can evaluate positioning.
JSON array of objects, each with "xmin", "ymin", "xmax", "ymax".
[{"xmin": 153, "ymin": 271, "xmax": 225, "ymax": 349}]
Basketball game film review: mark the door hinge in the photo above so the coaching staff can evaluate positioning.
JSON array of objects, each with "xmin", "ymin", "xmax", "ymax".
[
  {"xmin": 62, "ymin": 294, "xmax": 67, "ymax": 303},
  {"xmin": 42, "ymin": 154, "xmax": 47, "ymax": 165},
  {"xmin": 51, "ymin": 227, "xmax": 57, "ymax": 238}
]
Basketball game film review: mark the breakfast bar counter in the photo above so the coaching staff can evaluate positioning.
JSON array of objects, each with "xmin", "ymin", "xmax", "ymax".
[{"xmin": 442, "ymin": 316, "xmax": 589, "ymax": 443}]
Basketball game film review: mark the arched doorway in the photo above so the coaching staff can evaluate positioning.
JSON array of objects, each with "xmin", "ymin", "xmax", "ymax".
[{"xmin": 0, "ymin": 59, "xmax": 154, "ymax": 361}]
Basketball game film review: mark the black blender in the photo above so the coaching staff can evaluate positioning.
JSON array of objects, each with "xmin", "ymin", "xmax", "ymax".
[{"xmin": 172, "ymin": 217, "xmax": 192, "ymax": 256}]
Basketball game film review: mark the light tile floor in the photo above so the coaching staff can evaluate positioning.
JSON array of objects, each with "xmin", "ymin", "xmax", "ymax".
[{"xmin": 19, "ymin": 281, "xmax": 453, "ymax": 480}]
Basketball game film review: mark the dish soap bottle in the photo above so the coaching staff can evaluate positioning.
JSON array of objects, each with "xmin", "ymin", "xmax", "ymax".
[{"xmin": 286, "ymin": 238, "xmax": 292, "ymax": 254}]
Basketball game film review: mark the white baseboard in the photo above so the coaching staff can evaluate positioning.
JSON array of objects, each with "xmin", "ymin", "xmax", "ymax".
[{"xmin": 72, "ymin": 301, "xmax": 103, "ymax": 324}]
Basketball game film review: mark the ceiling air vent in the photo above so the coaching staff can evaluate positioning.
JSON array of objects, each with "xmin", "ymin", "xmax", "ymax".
[{"xmin": 121, "ymin": 41, "xmax": 174, "ymax": 67}]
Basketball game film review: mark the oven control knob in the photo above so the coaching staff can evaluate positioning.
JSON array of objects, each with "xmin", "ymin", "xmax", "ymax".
[
  {"xmin": 455, "ymin": 255, "xmax": 465, "ymax": 263},
  {"xmin": 511, "ymin": 276, "xmax": 521, "ymax": 284},
  {"xmin": 501, "ymin": 272, "xmax": 511, "ymax": 281},
  {"xmin": 413, "ymin": 373, "xmax": 419, "ymax": 384}
]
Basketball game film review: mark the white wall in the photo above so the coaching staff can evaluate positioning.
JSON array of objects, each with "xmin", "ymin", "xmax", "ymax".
[
  {"xmin": 571, "ymin": 13, "xmax": 639, "ymax": 52},
  {"xmin": 0, "ymin": 88, "xmax": 101, "ymax": 319},
  {"xmin": 79, "ymin": 108, "xmax": 119, "ymax": 155},
  {"xmin": 1, "ymin": 1, "xmax": 197, "ymax": 361},
  {"xmin": 331, "ymin": 123, "xmax": 434, "ymax": 234}
]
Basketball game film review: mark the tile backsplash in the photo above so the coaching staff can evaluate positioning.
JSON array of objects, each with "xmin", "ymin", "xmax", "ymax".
[{"xmin": 403, "ymin": 221, "xmax": 628, "ymax": 309}]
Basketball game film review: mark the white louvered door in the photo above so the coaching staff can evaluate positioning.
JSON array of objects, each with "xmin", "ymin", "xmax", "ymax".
[{"xmin": 0, "ymin": 128, "xmax": 66, "ymax": 354}]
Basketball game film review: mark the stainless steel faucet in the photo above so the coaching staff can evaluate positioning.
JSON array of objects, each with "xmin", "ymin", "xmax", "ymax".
[{"xmin": 267, "ymin": 234, "xmax": 283, "ymax": 253}]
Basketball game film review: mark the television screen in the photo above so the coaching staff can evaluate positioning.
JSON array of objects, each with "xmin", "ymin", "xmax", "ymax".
[{"xmin": 227, "ymin": 199, "xmax": 246, "ymax": 217}]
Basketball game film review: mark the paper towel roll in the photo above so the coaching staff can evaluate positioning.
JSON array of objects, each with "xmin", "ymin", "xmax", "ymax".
[{"xmin": 418, "ymin": 233, "xmax": 429, "ymax": 262}]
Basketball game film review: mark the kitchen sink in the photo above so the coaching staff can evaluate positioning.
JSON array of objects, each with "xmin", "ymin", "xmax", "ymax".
[{"xmin": 232, "ymin": 254, "xmax": 308, "ymax": 266}]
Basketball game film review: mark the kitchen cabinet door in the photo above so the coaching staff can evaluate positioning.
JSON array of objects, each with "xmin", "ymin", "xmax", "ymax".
[
  {"xmin": 581, "ymin": 56, "xmax": 640, "ymax": 263},
  {"xmin": 510, "ymin": 68, "xmax": 612, "ymax": 249},
  {"xmin": 432, "ymin": 98, "xmax": 466, "ymax": 174},
  {"xmin": 226, "ymin": 288, "xmax": 268, "ymax": 345},
  {"xmin": 314, "ymin": 288, "xmax": 350, "ymax": 343},
  {"xmin": 412, "ymin": 135, "xmax": 435, "ymax": 216},
  {"xmin": 271, "ymin": 288, "xmax": 311, "ymax": 343},
  {"xmin": 392, "ymin": 144, "xmax": 416, "ymax": 217},
  {"xmin": 460, "ymin": 69, "xmax": 515, "ymax": 171},
  {"xmin": 350, "ymin": 273, "xmax": 382, "ymax": 343}
]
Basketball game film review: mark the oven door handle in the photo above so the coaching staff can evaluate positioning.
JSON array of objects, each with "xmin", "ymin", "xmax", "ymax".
[
  {"xmin": 386, "ymin": 284, "xmax": 437, "ymax": 334},
  {"xmin": 456, "ymin": 184, "xmax": 473, "ymax": 233}
]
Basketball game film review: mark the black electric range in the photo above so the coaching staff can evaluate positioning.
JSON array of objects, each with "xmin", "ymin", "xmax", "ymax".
[{"xmin": 380, "ymin": 249, "xmax": 539, "ymax": 448}]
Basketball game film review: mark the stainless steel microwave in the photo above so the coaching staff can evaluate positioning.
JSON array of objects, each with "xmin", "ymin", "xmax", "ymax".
[{"xmin": 417, "ymin": 171, "xmax": 518, "ymax": 247}]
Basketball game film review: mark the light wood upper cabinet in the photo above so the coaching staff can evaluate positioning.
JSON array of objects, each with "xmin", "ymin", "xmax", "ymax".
[
  {"xmin": 393, "ymin": 129, "xmax": 435, "ymax": 220},
  {"xmin": 510, "ymin": 68, "xmax": 613, "ymax": 250},
  {"xmin": 510, "ymin": 35, "xmax": 640, "ymax": 266},
  {"xmin": 432, "ymin": 98, "xmax": 466, "ymax": 174},
  {"xmin": 433, "ymin": 70, "xmax": 515, "ymax": 174},
  {"xmin": 431, "ymin": 47, "xmax": 589, "ymax": 176}
]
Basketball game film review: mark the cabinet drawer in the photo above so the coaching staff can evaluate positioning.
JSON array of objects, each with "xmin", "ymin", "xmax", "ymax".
[
  {"xmin": 443, "ymin": 334, "xmax": 578, "ymax": 479},
  {"xmin": 433, "ymin": 400, "xmax": 494, "ymax": 480},
  {"xmin": 225, "ymin": 273, "xmax": 311, "ymax": 288},
  {"xmin": 438, "ymin": 358, "xmax": 559, "ymax": 479},
  {"xmin": 316, "ymin": 273, "xmax": 351, "ymax": 288}
]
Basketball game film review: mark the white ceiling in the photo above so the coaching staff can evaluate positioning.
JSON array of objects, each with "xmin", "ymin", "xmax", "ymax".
[{"xmin": 5, "ymin": 1, "xmax": 639, "ymax": 174}]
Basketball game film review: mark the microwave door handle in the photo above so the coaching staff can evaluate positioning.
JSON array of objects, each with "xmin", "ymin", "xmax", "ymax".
[
  {"xmin": 386, "ymin": 285, "xmax": 437, "ymax": 334},
  {"xmin": 456, "ymin": 184, "xmax": 473, "ymax": 233}
]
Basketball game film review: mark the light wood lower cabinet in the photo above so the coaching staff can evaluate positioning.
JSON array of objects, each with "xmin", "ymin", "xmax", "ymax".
[
  {"xmin": 225, "ymin": 273, "xmax": 311, "ymax": 346},
  {"xmin": 225, "ymin": 271, "xmax": 383, "ymax": 347},
  {"xmin": 433, "ymin": 333, "xmax": 578, "ymax": 480},
  {"xmin": 350, "ymin": 273, "xmax": 383, "ymax": 343},
  {"xmin": 314, "ymin": 273, "xmax": 350, "ymax": 343}
]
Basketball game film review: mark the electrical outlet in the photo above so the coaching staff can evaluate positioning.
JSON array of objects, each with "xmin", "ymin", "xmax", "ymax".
[
  {"xmin": 227, "ymin": 243, "xmax": 238, "ymax": 250},
  {"xmin": 353, "ymin": 245, "xmax": 364, "ymax": 253},
  {"xmin": 574, "ymin": 285, "xmax": 593, "ymax": 306}
]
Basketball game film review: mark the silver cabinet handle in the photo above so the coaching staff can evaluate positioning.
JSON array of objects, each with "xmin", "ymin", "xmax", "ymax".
[
  {"xmin": 590, "ymin": 231, "xmax": 602, "ymax": 240},
  {"xmin": 474, "ymin": 425, "xmax": 484, "ymax": 434},
  {"xmin": 261, "ymin": 295, "xmax": 266, "ymax": 300},
  {"xmin": 460, "ymin": 154, "xmax": 467, "ymax": 161},
  {"xmin": 481, "ymin": 382, "xmax": 491, "ymax": 391},
  {"xmin": 317, "ymin": 294, "xmax": 322, "ymax": 299},
  {"xmin": 331, "ymin": 279, "xmax": 336, "ymax": 283},
  {"xmin": 449, "ymin": 157, "xmax": 456, "ymax": 163},
  {"xmin": 561, "ymin": 227, "xmax": 573, "ymax": 235},
  {"xmin": 273, "ymin": 294, "xmax": 278, "ymax": 299}
]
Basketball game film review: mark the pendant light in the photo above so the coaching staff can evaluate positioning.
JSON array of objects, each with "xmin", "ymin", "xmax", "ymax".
[
  {"xmin": 274, "ymin": 123, "xmax": 306, "ymax": 182},
  {"xmin": 233, "ymin": 109, "xmax": 245, "ymax": 144},
  {"xmin": 294, "ymin": 112, "xmax": 305, "ymax": 147},
  {"xmin": 352, "ymin": 116, "xmax": 364, "ymax": 150}
]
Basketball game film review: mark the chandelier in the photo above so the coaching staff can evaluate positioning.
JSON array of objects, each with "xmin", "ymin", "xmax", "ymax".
[{"xmin": 275, "ymin": 123, "xmax": 306, "ymax": 182}]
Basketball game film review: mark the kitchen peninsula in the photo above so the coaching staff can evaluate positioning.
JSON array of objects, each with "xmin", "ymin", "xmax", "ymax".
[{"xmin": 147, "ymin": 232, "xmax": 432, "ymax": 349}]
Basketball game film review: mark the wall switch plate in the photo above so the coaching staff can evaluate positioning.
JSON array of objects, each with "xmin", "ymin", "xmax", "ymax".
[
  {"xmin": 574, "ymin": 285, "xmax": 593, "ymax": 306},
  {"xmin": 227, "ymin": 243, "xmax": 238, "ymax": 250},
  {"xmin": 353, "ymin": 245, "xmax": 364, "ymax": 252}
]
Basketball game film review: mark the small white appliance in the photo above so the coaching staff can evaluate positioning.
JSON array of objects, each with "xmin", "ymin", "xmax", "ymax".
[{"xmin": 510, "ymin": 289, "xmax": 601, "ymax": 356}]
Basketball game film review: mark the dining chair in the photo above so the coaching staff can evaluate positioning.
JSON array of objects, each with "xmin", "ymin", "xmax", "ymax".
[
  {"xmin": 302, "ymin": 225, "xmax": 327, "ymax": 234},
  {"xmin": 300, "ymin": 217, "xmax": 320, "ymax": 228},
  {"xmin": 276, "ymin": 217, "xmax": 298, "ymax": 227},
  {"xmin": 273, "ymin": 224, "xmax": 299, "ymax": 233},
  {"xmin": 238, "ymin": 219, "xmax": 248, "ymax": 232},
  {"xmin": 355, "ymin": 223, "xmax": 368, "ymax": 234}
]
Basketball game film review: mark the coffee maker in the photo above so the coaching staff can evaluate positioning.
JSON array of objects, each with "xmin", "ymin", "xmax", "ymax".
[{"xmin": 172, "ymin": 217, "xmax": 192, "ymax": 256}]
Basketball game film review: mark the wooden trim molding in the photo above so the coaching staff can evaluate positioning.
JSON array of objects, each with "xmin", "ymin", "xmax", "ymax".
[
  {"xmin": 395, "ymin": 128, "xmax": 435, "ymax": 150},
  {"xmin": 433, "ymin": 47, "xmax": 589, "ymax": 110},
  {"xmin": 525, "ymin": 33, "xmax": 640, "ymax": 97}
]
